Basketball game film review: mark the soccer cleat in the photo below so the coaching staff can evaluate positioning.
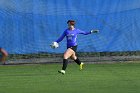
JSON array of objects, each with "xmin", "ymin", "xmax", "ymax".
[
  {"xmin": 58, "ymin": 70, "xmax": 65, "ymax": 75},
  {"xmin": 80, "ymin": 62, "xmax": 84, "ymax": 70}
]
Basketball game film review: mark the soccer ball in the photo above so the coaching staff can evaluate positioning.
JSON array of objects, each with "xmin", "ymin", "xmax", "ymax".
[{"xmin": 50, "ymin": 42, "xmax": 59, "ymax": 49}]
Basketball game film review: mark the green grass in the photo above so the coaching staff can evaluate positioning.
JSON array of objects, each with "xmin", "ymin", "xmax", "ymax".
[{"xmin": 0, "ymin": 62, "xmax": 140, "ymax": 93}]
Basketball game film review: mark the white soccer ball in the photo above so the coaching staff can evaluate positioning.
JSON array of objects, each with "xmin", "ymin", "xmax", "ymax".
[{"xmin": 51, "ymin": 42, "xmax": 59, "ymax": 49}]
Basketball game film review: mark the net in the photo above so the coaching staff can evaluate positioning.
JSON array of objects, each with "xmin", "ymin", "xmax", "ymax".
[{"xmin": 0, "ymin": 0, "xmax": 140, "ymax": 64}]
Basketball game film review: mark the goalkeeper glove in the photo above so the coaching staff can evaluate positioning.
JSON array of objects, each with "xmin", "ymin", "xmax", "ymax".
[{"xmin": 90, "ymin": 29, "xmax": 99, "ymax": 33}]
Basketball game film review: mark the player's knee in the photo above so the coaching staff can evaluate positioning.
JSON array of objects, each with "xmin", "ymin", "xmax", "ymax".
[
  {"xmin": 73, "ymin": 56, "xmax": 77, "ymax": 60},
  {"xmin": 70, "ymin": 57, "xmax": 75, "ymax": 60},
  {"xmin": 70, "ymin": 54, "xmax": 77, "ymax": 60},
  {"xmin": 63, "ymin": 54, "xmax": 68, "ymax": 59}
]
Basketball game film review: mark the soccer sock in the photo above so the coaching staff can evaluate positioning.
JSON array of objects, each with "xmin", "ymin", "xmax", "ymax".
[
  {"xmin": 62, "ymin": 59, "xmax": 68, "ymax": 70},
  {"xmin": 74, "ymin": 58, "xmax": 81, "ymax": 65}
]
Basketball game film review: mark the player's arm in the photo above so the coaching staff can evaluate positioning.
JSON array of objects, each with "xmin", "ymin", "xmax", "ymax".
[
  {"xmin": 55, "ymin": 31, "xmax": 66, "ymax": 43},
  {"xmin": 77, "ymin": 29, "xmax": 99, "ymax": 35},
  {"xmin": 77, "ymin": 29, "xmax": 91, "ymax": 35},
  {"xmin": 50, "ymin": 31, "xmax": 66, "ymax": 49}
]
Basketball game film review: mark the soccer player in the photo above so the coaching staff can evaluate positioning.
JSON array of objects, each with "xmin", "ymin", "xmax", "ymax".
[
  {"xmin": 0, "ymin": 48, "xmax": 8, "ymax": 65},
  {"xmin": 51, "ymin": 20, "xmax": 99, "ymax": 74}
]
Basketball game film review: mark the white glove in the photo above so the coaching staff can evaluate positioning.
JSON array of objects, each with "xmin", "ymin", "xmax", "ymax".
[
  {"xmin": 91, "ymin": 29, "xmax": 99, "ymax": 33},
  {"xmin": 50, "ymin": 42, "xmax": 59, "ymax": 49}
]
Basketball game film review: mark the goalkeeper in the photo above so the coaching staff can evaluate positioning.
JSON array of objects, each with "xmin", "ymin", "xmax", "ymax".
[{"xmin": 51, "ymin": 20, "xmax": 99, "ymax": 74}]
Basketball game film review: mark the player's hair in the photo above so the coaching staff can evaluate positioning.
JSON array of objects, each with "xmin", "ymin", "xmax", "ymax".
[{"xmin": 67, "ymin": 20, "xmax": 75, "ymax": 26}]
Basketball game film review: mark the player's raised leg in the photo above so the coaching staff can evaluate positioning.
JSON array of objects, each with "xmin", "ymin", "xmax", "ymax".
[{"xmin": 71, "ymin": 52, "xmax": 84, "ymax": 70}]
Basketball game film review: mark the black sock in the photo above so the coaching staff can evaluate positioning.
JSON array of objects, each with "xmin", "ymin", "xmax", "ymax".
[
  {"xmin": 74, "ymin": 58, "xmax": 81, "ymax": 65},
  {"xmin": 62, "ymin": 59, "xmax": 68, "ymax": 70}
]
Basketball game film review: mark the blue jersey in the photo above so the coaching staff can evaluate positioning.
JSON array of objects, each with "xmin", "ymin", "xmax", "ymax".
[{"xmin": 56, "ymin": 28, "xmax": 91, "ymax": 48}]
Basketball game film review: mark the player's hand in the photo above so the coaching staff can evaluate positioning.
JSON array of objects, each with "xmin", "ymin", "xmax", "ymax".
[{"xmin": 91, "ymin": 29, "xmax": 99, "ymax": 33}]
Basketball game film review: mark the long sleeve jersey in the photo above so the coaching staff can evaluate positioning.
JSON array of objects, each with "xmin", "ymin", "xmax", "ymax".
[{"xmin": 56, "ymin": 28, "xmax": 91, "ymax": 48}]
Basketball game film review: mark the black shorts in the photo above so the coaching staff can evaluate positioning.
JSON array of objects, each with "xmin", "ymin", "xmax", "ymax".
[{"xmin": 68, "ymin": 45, "xmax": 77, "ymax": 52}]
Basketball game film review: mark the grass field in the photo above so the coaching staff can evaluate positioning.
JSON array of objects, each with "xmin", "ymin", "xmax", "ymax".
[{"xmin": 0, "ymin": 62, "xmax": 140, "ymax": 93}]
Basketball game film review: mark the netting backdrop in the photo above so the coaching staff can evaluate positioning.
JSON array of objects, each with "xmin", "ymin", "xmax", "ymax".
[{"xmin": 0, "ymin": 0, "xmax": 140, "ymax": 63}]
